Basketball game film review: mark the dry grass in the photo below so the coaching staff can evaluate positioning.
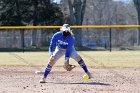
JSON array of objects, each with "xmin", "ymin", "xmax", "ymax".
[{"xmin": 0, "ymin": 51, "xmax": 140, "ymax": 68}]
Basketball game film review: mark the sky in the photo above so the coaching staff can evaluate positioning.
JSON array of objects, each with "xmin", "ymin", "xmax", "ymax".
[
  {"xmin": 114, "ymin": 0, "xmax": 130, "ymax": 2},
  {"xmin": 54, "ymin": 0, "xmax": 130, "ymax": 3},
  {"xmin": 53, "ymin": 0, "xmax": 61, "ymax": 3}
]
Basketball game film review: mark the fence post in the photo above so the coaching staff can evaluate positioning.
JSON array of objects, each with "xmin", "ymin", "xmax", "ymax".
[
  {"xmin": 109, "ymin": 28, "xmax": 112, "ymax": 52},
  {"xmin": 21, "ymin": 29, "xmax": 25, "ymax": 52}
]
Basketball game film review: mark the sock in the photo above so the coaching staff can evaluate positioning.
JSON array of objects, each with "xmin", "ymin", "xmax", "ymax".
[
  {"xmin": 78, "ymin": 59, "xmax": 88, "ymax": 73},
  {"xmin": 43, "ymin": 64, "xmax": 52, "ymax": 78}
]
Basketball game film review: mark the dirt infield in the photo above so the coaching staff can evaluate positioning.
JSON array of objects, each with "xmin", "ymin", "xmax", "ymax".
[{"xmin": 0, "ymin": 66, "xmax": 140, "ymax": 93}]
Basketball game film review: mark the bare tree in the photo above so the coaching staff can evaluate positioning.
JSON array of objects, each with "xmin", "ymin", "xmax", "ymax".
[
  {"xmin": 133, "ymin": 0, "xmax": 140, "ymax": 45},
  {"xmin": 81, "ymin": 0, "xmax": 137, "ymax": 48},
  {"xmin": 66, "ymin": 0, "xmax": 87, "ymax": 47}
]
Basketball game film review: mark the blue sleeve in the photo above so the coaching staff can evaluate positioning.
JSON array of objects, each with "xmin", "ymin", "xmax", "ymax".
[
  {"xmin": 65, "ymin": 38, "xmax": 74, "ymax": 58},
  {"xmin": 49, "ymin": 34, "xmax": 57, "ymax": 55}
]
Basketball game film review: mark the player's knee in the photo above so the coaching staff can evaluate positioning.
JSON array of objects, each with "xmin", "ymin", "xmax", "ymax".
[
  {"xmin": 48, "ymin": 60, "xmax": 54, "ymax": 66},
  {"xmin": 74, "ymin": 55, "xmax": 82, "ymax": 62},
  {"xmin": 48, "ymin": 59, "xmax": 55, "ymax": 66},
  {"xmin": 48, "ymin": 56, "xmax": 55, "ymax": 66}
]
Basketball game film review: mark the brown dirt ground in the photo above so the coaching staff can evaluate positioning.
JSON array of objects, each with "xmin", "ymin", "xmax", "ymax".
[{"xmin": 0, "ymin": 66, "xmax": 140, "ymax": 93}]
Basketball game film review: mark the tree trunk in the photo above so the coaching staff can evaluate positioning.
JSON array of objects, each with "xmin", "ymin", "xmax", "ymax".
[
  {"xmin": 67, "ymin": 0, "xmax": 75, "ymax": 25},
  {"xmin": 73, "ymin": 0, "xmax": 82, "ymax": 47},
  {"xmin": 133, "ymin": 0, "xmax": 140, "ymax": 45},
  {"xmin": 67, "ymin": 0, "xmax": 86, "ymax": 47},
  {"xmin": 15, "ymin": 0, "xmax": 24, "ymax": 48},
  {"xmin": 81, "ymin": 0, "xmax": 87, "ymax": 24},
  {"xmin": 32, "ymin": 0, "xmax": 38, "ymax": 46},
  {"xmin": 137, "ymin": 4, "xmax": 140, "ymax": 45}
]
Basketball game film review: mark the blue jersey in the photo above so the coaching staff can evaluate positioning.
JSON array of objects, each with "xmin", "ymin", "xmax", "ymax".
[{"xmin": 49, "ymin": 32, "xmax": 74, "ymax": 58}]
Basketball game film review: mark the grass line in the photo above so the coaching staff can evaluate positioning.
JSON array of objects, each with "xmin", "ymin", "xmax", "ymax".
[{"xmin": 0, "ymin": 51, "xmax": 140, "ymax": 68}]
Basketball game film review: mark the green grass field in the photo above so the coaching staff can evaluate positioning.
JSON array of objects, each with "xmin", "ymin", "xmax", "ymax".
[{"xmin": 0, "ymin": 51, "xmax": 140, "ymax": 68}]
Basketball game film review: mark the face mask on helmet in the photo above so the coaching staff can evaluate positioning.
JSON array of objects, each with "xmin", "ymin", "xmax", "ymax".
[{"xmin": 63, "ymin": 31, "xmax": 71, "ymax": 37}]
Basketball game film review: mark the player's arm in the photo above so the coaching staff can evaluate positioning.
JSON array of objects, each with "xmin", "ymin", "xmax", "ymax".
[
  {"xmin": 49, "ymin": 34, "xmax": 57, "ymax": 56},
  {"xmin": 63, "ymin": 38, "xmax": 76, "ymax": 71},
  {"xmin": 65, "ymin": 38, "xmax": 74, "ymax": 64}
]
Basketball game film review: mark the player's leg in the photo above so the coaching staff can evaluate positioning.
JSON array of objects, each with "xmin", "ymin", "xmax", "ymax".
[
  {"xmin": 70, "ymin": 47, "xmax": 92, "ymax": 78},
  {"xmin": 39, "ymin": 47, "xmax": 64, "ymax": 83}
]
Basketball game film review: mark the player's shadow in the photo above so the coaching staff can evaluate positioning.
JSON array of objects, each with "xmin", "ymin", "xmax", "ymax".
[{"xmin": 53, "ymin": 82, "xmax": 111, "ymax": 86}]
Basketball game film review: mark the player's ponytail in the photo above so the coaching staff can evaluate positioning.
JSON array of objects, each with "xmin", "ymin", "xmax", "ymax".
[{"xmin": 69, "ymin": 30, "xmax": 74, "ymax": 36}]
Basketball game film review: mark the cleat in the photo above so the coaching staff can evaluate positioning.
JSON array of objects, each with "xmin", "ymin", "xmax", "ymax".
[
  {"xmin": 39, "ymin": 78, "xmax": 46, "ymax": 83},
  {"xmin": 35, "ymin": 71, "xmax": 44, "ymax": 74},
  {"xmin": 86, "ymin": 71, "xmax": 93, "ymax": 79}
]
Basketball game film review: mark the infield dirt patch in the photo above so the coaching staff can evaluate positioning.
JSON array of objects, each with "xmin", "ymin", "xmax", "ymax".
[{"xmin": 0, "ymin": 66, "xmax": 140, "ymax": 93}]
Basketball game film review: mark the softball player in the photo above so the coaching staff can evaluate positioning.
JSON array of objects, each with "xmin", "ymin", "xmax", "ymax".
[{"xmin": 39, "ymin": 24, "xmax": 92, "ymax": 83}]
